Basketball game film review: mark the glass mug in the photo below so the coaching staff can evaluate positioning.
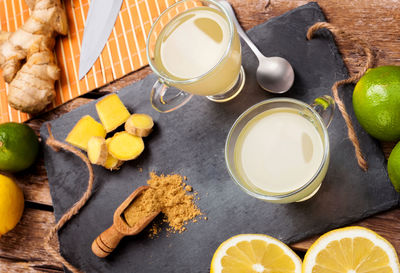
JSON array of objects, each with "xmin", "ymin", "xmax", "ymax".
[
  {"xmin": 146, "ymin": 0, "xmax": 245, "ymax": 113},
  {"xmin": 225, "ymin": 96, "xmax": 335, "ymax": 204}
]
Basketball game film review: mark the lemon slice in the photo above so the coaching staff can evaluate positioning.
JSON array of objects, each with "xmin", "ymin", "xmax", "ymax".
[
  {"xmin": 210, "ymin": 234, "xmax": 302, "ymax": 273},
  {"xmin": 303, "ymin": 226, "xmax": 400, "ymax": 273}
]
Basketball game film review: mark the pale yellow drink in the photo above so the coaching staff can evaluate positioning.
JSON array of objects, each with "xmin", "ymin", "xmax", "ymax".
[
  {"xmin": 234, "ymin": 108, "xmax": 326, "ymax": 196},
  {"xmin": 153, "ymin": 6, "xmax": 241, "ymax": 96}
]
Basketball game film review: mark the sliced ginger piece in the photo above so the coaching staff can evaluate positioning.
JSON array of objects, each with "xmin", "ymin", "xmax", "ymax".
[
  {"xmin": 96, "ymin": 94, "xmax": 130, "ymax": 132},
  {"xmin": 104, "ymin": 154, "xmax": 123, "ymax": 170},
  {"xmin": 66, "ymin": 115, "xmax": 106, "ymax": 151},
  {"xmin": 103, "ymin": 138, "xmax": 123, "ymax": 170},
  {"xmin": 87, "ymin": 136, "xmax": 108, "ymax": 165},
  {"xmin": 108, "ymin": 132, "xmax": 144, "ymax": 161},
  {"xmin": 125, "ymin": 113, "xmax": 154, "ymax": 137}
]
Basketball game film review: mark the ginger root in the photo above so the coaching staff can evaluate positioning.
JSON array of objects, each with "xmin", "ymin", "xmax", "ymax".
[
  {"xmin": 87, "ymin": 136, "xmax": 108, "ymax": 165},
  {"xmin": 0, "ymin": 0, "xmax": 68, "ymax": 113},
  {"xmin": 125, "ymin": 114, "xmax": 154, "ymax": 137},
  {"xmin": 108, "ymin": 132, "xmax": 144, "ymax": 161}
]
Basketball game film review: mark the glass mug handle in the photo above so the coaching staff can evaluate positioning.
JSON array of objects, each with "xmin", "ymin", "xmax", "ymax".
[
  {"xmin": 311, "ymin": 95, "xmax": 335, "ymax": 128},
  {"xmin": 150, "ymin": 79, "xmax": 193, "ymax": 113}
]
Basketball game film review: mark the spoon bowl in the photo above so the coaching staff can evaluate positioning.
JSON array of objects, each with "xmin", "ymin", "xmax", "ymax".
[
  {"xmin": 219, "ymin": 0, "xmax": 295, "ymax": 93},
  {"xmin": 256, "ymin": 56, "xmax": 295, "ymax": 93}
]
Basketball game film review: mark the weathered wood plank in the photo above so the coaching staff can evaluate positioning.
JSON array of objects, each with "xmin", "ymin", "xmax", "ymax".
[
  {"xmin": 383, "ymin": 141, "xmax": 397, "ymax": 159},
  {"xmin": 0, "ymin": 208, "xmax": 62, "ymax": 270},
  {"xmin": 0, "ymin": 257, "xmax": 63, "ymax": 273},
  {"xmin": 98, "ymin": 66, "xmax": 152, "ymax": 93}
]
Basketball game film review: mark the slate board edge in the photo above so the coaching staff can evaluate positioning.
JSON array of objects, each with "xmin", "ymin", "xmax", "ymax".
[{"xmin": 284, "ymin": 199, "xmax": 399, "ymax": 244}]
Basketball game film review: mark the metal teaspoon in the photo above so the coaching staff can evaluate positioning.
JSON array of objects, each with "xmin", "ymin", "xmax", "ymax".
[{"xmin": 219, "ymin": 0, "xmax": 295, "ymax": 93}]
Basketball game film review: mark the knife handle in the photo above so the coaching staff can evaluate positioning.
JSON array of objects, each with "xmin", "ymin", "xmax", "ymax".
[{"xmin": 92, "ymin": 225, "xmax": 125, "ymax": 258}]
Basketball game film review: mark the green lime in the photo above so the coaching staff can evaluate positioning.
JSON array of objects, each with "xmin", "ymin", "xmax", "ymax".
[
  {"xmin": 0, "ymin": 123, "xmax": 39, "ymax": 172},
  {"xmin": 388, "ymin": 142, "xmax": 400, "ymax": 192},
  {"xmin": 0, "ymin": 174, "xmax": 24, "ymax": 236},
  {"xmin": 353, "ymin": 66, "xmax": 400, "ymax": 141}
]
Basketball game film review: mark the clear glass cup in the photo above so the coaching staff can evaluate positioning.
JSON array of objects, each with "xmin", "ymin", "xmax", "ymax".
[
  {"xmin": 225, "ymin": 96, "xmax": 335, "ymax": 203},
  {"xmin": 146, "ymin": 0, "xmax": 245, "ymax": 113}
]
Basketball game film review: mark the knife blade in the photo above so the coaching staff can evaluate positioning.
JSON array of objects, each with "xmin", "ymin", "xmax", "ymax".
[{"xmin": 79, "ymin": 0, "xmax": 124, "ymax": 80}]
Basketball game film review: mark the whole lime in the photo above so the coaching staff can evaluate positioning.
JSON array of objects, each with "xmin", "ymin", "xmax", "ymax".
[
  {"xmin": 0, "ymin": 123, "xmax": 39, "ymax": 172},
  {"xmin": 0, "ymin": 174, "xmax": 24, "ymax": 236},
  {"xmin": 388, "ymin": 141, "xmax": 400, "ymax": 192},
  {"xmin": 353, "ymin": 66, "xmax": 400, "ymax": 141}
]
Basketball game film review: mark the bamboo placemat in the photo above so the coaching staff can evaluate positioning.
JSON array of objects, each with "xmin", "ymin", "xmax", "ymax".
[{"xmin": 0, "ymin": 0, "xmax": 179, "ymax": 123}]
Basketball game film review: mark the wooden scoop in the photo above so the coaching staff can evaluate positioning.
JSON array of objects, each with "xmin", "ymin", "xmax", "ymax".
[{"xmin": 91, "ymin": 186, "xmax": 160, "ymax": 258}]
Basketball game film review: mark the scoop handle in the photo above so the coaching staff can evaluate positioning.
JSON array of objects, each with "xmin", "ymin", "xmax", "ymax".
[{"xmin": 92, "ymin": 225, "xmax": 125, "ymax": 258}]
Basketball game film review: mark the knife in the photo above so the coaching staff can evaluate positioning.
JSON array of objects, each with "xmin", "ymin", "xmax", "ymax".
[{"xmin": 79, "ymin": 0, "xmax": 124, "ymax": 80}]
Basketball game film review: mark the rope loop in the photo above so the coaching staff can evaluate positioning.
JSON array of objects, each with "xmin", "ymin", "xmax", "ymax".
[{"xmin": 307, "ymin": 22, "xmax": 372, "ymax": 171}]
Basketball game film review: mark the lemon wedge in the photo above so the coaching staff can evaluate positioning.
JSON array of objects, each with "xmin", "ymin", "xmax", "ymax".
[
  {"xmin": 303, "ymin": 226, "xmax": 400, "ymax": 273},
  {"xmin": 210, "ymin": 234, "xmax": 302, "ymax": 273}
]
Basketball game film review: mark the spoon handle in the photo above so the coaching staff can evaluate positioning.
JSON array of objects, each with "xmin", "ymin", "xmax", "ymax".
[{"xmin": 219, "ymin": 0, "xmax": 264, "ymax": 60}]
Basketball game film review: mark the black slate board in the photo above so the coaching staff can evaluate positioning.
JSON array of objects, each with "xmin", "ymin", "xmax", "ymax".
[{"xmin": 41, "ymin": 3, "xmax": 399, "ymax": 272}]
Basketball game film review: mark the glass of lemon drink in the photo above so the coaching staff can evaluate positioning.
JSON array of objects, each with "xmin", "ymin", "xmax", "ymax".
[
  {"xmin": 225, "ymin": 96, "xmax": 335, "ymax": 203},
  {"xmin": 146, "ymin": 0, "xmax": 244, "ymax": 112}
]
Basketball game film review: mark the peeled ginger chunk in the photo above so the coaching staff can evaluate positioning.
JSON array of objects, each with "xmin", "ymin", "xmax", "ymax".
[
  {"xmin": 125, "ymin": 113, "xmax": 154, "ymax": 137},
  {"xmin": 108, "ymin": 132, "xmax": 144, "ymax": 161},
  {"xmin": 104, "ymin": 138, "xmax": 123, "ymax": 170},
  {"xmin": 87, "ymin": 136, "xmax": 108, "ymax": 165},
  {"xmin": 66, "ymin": 115, "xmax": 106, "ymax": 151},
  {"xmin": 96, "ymin": 94, "xmax": 130, "ymax": 132},
  {"xmin": 104, "ymin": 154, "xmax": 123, "ymax": 170}
]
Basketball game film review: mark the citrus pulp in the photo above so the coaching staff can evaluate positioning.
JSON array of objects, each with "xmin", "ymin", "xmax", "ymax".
[
  {"xmin": 303, "ymin": 226, "xmax": 400, "ymax": 273},
  {"xmin": 210, "ymin": 234, "xmax": 302, "ymax": 273}
]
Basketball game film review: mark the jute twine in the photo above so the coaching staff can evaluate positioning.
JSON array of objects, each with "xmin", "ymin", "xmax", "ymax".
[
  {"xmin": 44, "ymin": 123, "xmax": 91, "ymax": 273},
  {"xmin": 307, "ymin": 22, "xmax": 373, "ymax": 171}
]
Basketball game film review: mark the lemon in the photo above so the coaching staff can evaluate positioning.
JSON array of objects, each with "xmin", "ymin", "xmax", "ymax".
[
  {"xmin": 0, "ymin": 122, "xmax": 39, "ymax": 172},
  {"xmin": 303, "ymin": 226, "xmax": 400, "ymax": 273},
  {"xmin": 353, "ymin": 66, "xmax": 400, "ymax": 141},
  {"xmin": 210, "ymin": 234, "xmax": 302, "ymax": 273},
  {"xmin": 0, "ymin": 174, "xmax": 24, "ymax": 236},
  {"xmin": 388, "ymin": 141, "xmax": 400, "ymax": 192}
]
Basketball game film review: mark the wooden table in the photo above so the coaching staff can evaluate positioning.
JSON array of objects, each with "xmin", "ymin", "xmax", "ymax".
[{"xmin": 1, "ymin": 0, "xmax": 400, "ymax": 272}]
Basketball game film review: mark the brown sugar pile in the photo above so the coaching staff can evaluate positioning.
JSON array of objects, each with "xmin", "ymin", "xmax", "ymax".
[{"xmin": 123, "ymin": 172, "xmax": 202, "ymax": 234}]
